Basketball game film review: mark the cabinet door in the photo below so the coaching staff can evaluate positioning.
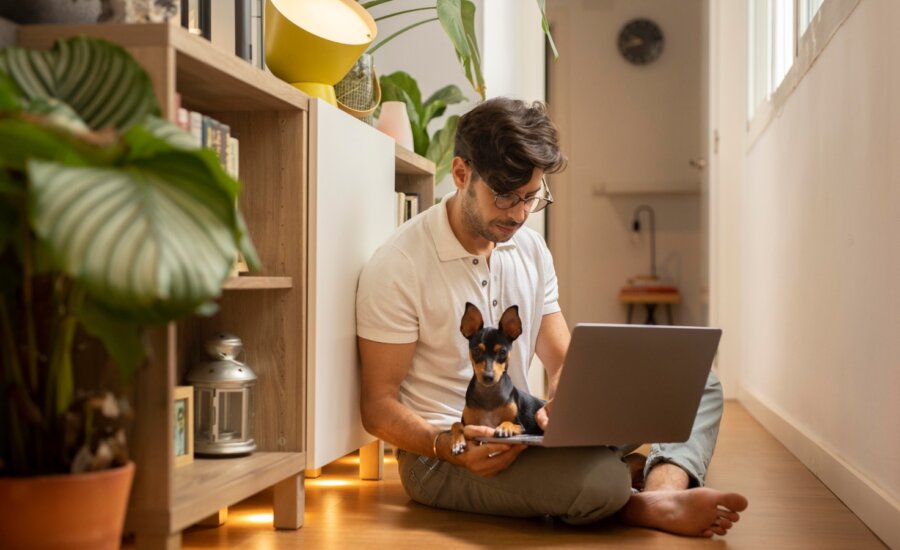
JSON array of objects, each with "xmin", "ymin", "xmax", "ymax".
[{"xmin": 307, "ymin": 100, "xmax": 396, "ymax": 469}]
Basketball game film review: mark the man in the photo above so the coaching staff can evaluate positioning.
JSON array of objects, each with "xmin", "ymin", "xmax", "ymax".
[{"xmin": 356, "ymin": 97, "xmax": 748, "ymax": 537}]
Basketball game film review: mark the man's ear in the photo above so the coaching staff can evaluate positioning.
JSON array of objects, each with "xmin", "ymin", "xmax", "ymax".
[
  {"xmin": 499, "ymin": 305, "xmax": 522, "ymax": 341},
  {"xmin": 451, "ymin": 156, "xmax": 469, "ymax": 192},
  {"xmin": 460, "ymin": 302, "xmax": 484, "ymax": 338}
]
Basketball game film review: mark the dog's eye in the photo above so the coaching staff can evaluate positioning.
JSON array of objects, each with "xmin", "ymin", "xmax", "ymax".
[
  {"xmin": 497, "ymin": 350, "xmax": 508, "ymax": 362},
  {"xmin": 471, "ymin": 350, "xmax": 483, "ymax": 361}
]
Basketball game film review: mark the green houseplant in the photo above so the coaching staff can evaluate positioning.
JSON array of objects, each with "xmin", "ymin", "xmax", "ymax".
[
  {"xmin": 0, "ymin": 35, "xmax": 258, "ymax": 547},
  {"xmin": 379, "ymin": 70, "xmax": 465, "ymax": 183},
  {"xmin": 365, "ymin": 0, "xmax": 558, "ymax": 100}
]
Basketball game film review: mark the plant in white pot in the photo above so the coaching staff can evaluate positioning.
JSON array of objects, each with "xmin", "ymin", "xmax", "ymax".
[{"xmin": 0, "ymin": 36, "xmax": 258, "ymax": 549}]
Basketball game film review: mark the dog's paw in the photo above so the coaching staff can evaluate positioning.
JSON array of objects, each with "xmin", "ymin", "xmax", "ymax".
[
  {"xmin": 494, "ymin": 422, "xmax": 523, "ymax": 438},
  {"xmin": 451, "ymin": 436, "xmax": 467, "ymax": 455}
]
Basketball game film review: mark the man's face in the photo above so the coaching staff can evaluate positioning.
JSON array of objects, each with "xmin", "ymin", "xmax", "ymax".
[{"xmin": 460, "ymin": 166, "xmax": 544, "ymax": 243}]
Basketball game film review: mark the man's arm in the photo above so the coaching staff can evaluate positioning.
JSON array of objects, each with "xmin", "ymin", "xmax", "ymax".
[
  {"xmin": 358, "ymin": 337, "xmax": 526, "ymax": 476},
  {"xmin": 534, "ymin": 311, "xmax": 570, "ymax": 399}
]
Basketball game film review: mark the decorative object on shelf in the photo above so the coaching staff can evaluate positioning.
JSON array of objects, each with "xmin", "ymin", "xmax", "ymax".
[
  {"xmin": 187, "ymin": 333, "xmax": 258, "ymax": 457},
  {"xmin": 617, "ymin": 18, "xmax": 664, "ymax": 65},
  {"xmin": 0, "ymin": 34, "xmax": 258, "ymax": 548},
  {"xmin": 265, "ymin": 0, "xmax": 376, "ymax": 105},
  {"xmin": 173, "ymin": 386, "xmax": 195, "ymax": 467},
  {"xmin": 363, "ymin": 0, "xmax": 559, "ymax": 101},
  {"xmin": 335, "ymin": 52, "xmax": 381, "ymax": 124},
  {"xmin": 376, "ymin": 100, "xmax": 414, "ymax": 150},
  {"xmin": 379, "ymin": 71, "xmax": 464, "ymax": 182}
]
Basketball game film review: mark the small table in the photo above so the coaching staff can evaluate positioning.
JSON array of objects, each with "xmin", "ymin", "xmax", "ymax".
[{"xmin": 618, "ymin": 289, "xmax": 681, "ymax": 325}]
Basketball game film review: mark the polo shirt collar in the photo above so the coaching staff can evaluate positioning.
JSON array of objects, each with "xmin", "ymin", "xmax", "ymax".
[{"xmin": 430, "ymin": 191, "xmax": 517, "ymax": 262}]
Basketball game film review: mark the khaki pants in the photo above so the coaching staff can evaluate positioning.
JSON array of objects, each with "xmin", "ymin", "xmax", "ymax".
[{"xmin": 396, "ymin": 371, "xmax": 724, "ymax": 524}]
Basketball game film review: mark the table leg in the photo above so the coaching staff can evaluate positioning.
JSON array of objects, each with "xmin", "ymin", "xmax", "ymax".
[
  {"xmin": 645, "ymin": 304, "xmax": 657, "ymax": 325},
  {"xmin": 273, "ymin": 472, "xmax": 304, "ymax": 530},
  {"xmin": 666, "ymin": 304, "xmax": 674, "ymax": 325}
]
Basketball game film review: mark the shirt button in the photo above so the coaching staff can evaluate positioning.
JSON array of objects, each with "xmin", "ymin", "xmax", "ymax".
[
  {"xmin": 481, "ymin": 280, "xmax": 487, "ymax": 287},
  {"xmin": 493, "ymin": 300, "xmax": 498, "ymax": 306},
  {"xmin": 473, "ymin": 259, "xmax": 479, "ymax": 265}
]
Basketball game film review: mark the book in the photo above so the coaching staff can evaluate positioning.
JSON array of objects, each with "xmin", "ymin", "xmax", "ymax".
[
  {"xmin": 395, "ymin": 192, "xmax": 406, "ymax": 227},
  {"xmin": 404, "ymin": 193, "xmax": 419, "ymax": 221}
]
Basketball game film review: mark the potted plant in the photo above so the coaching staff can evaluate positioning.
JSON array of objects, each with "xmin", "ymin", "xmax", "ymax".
[
  {"xmin": 379, "ymin": 71, "xmax": 465, "ymax": 183},
  {"xmin": 0, "ymin": 36, "xmax": 258, "ymax": 549}
]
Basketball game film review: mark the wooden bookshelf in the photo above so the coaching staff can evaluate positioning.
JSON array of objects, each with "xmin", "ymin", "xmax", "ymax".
[{"xmin": 17, "ymin": 23, "xmax": 308, "ymax": 550}]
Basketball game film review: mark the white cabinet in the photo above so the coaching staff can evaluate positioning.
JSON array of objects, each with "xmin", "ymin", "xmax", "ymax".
[{"xmin": 306, "ymin": 100, "xmax": 396, "ymax": 469}]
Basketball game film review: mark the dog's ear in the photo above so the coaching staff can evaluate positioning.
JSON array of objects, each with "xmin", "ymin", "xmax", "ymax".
[
  {"xmin": 499, "ymin": 305, "xmax": 522, "ymax": 341},
  {"xmin": 460, "ymin": 302, "xmax": 484, "ymax": 338}
]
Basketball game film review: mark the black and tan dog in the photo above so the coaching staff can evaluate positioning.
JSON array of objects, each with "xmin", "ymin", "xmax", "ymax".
[{"xmin": 450, "ymin": 302, "xmax": 545, "ymax": 455}]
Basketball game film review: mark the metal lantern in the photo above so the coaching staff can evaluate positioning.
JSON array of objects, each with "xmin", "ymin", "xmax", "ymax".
[{"xmin": 187, "ymin": 333, "xmax": 257, "ymax": 457}]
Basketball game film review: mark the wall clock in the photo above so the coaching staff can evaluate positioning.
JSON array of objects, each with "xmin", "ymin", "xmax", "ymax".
[{"xmin": 617, "ymin": 18, "xmax": 664, "ymax": 65}]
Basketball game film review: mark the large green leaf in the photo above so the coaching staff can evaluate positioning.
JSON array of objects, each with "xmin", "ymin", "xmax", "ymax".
[
  {"xmin": 435, "ymin": 0, "xmax": 484, "ymax": 99},
  {"xmin": 0, "ymin": 117, "xmax": 96, "ymax": 171},
  {"xmin": 426, "ymin": 114, "xmax": 459, "ymax": 183},
  {"xmin": 379, "ymin": 72, "xmax": 429, "ymax": 156},
  {"xmin": 26, "ymin": 155, "xmax": 240, "ymax": 322},
  {"xmin": 459, "ymin": 0, "xmax": 484, "ymax": 99},
  {"xmin": 0, "ymin": 71, "xmax": 22, "ymax": 110},
  {"xmin": 0, "ymin": 36, "xmax": 159, "ymax": 131}
]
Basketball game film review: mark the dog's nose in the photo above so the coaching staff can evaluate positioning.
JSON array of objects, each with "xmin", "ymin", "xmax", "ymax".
[{"xmin": 482, "ymin": 365, "xmax": 495, "ymax": 383}]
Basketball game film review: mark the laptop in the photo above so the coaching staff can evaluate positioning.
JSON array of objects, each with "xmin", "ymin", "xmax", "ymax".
[{"xmin": 476, "ymin": 324, "xmax": 721, "ymax": 447}]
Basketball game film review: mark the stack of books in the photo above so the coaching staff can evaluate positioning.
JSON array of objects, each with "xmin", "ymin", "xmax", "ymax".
[{"xmin": 175, "ymin": 105, "xmax": 239, "ymax": 179}]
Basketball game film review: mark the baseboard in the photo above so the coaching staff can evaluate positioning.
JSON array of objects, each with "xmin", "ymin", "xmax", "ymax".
[{"xmin": 740, "ymin": 387, "xmax": 899, "ymax": 549}]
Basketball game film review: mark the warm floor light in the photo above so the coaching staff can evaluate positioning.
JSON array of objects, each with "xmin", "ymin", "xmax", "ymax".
[
  {"xmin": 306, "ymin": 478, "xmax": 356, "ymax": 488},
  {"xmin": 237, "ymin": 512, "xmax": 274, "ymax": 525}
]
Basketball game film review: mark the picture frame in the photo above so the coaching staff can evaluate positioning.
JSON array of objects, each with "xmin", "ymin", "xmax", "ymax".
[{"xmin": 173, "ymin": 386, "xmax": 194, "ymax": 467}]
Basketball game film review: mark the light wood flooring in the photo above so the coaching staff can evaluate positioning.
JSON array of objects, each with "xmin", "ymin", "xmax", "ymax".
[{"xmin": 176, "ymin": 402, "xmax": 886, "ymax": 549}]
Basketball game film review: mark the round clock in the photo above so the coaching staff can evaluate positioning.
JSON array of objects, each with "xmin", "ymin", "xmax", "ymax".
[{"xmin": 617, "ymin": 18, "xmax": 664, "ymax": 65}]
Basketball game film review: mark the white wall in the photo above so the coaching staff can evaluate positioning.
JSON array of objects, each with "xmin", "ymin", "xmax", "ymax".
[
  {"xmin": 546, "ymin": 0, "xmax": 705, "ymax": 328},
  {"xmin": 723, "ymin": 0, "xmax": 899, "ymax": 543},
  {"xmin": 707, "ymin": 0, "xmax": 746, "ymax": 400}
]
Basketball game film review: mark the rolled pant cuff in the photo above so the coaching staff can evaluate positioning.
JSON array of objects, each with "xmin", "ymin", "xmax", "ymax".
[{"xmin": 644, "ymin": 452, "xmax": 705, "ymax": 488}]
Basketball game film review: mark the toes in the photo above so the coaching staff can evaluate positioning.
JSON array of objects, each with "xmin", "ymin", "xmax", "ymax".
[
  {"xmin": 451, "ymin": 441, "xmax": 466, "ymax": 455},
  {"xmin": 716, "ymin": 518, "xmax": 734, "ymax": 530},
  {"xmin": 701, "ymin": 530, "xmax": 714, "ymax": 538},
  {"xmin": 718, "ymin": 509, "xmax": 741, "ymax": 523},
  {"xmin": 710, "ymin": 526, "xmax": 727, "ymax": 536}
]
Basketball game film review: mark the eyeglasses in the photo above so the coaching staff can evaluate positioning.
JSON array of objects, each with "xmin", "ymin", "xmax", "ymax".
[{"xmin": 485, "ymin": 177, "xmax": 554, "ymax": 213}]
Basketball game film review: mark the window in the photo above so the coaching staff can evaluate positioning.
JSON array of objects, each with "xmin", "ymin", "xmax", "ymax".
[
  {"xmin": 747, "ymin": 0, "xmax": 795, "ymax": 119},
  {"xmin": 799, "ymin": 0, "xmax": 825, "ymax": 35}
]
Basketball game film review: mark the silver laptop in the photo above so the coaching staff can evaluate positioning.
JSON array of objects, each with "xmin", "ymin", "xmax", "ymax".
[{"xmin": 476, "ymin": 324, "xmax": 721, "ymax": 447}]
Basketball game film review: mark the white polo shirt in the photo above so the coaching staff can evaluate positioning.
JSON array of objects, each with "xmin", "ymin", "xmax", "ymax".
[{"xmin": 356, "ymin": 191, "xmax": 561, "ymax": 429}]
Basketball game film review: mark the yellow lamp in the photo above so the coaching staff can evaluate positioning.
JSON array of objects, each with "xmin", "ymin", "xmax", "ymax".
[{"xmin": 265, "ymin": 0, "xmax": 376, "ymax": 105}]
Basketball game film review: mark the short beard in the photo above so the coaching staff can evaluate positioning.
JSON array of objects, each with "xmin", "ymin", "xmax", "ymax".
[{"xmin": 461, "ymin": 182, "xmax": 517, "ymax": 243}]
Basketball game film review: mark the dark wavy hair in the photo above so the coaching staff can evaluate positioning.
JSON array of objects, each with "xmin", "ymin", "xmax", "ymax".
[{"xmin": 454, "ymin": 97, "xmax": 567, "ymax": 193}]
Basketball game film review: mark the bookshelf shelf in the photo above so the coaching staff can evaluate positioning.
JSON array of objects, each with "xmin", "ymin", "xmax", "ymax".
[
  {"xmin": 170, "ymin": 452, "xmax": 305, "ymax": 532},
  {"xmin": 223, "ymin": 276, "xmax": 294, "ymax": 290}
]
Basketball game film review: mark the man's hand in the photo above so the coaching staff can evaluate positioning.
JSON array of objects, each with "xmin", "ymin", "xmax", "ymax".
[
  {"xmin": 535, "ymin": 399, "xmax": 553, "ymax": 430},
  {"xmin": 440, "ymin": 425, "xmax": 527, "ymax": 477}
]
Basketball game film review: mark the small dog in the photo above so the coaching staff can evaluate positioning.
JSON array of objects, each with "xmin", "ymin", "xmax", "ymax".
[{"xmin": 450, "ymin": 302, "xmax": 545, "ymax": 455}]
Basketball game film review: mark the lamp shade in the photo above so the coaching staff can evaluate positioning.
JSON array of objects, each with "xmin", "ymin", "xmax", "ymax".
[{"xmin": 265, "ymin": 0, "xmax": 376, "ymax": 87}]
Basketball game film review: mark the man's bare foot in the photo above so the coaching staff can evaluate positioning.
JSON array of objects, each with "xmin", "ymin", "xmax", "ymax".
[{"xmin": 618, "ymin": 488, "xmax": 748, "ymax": 537}]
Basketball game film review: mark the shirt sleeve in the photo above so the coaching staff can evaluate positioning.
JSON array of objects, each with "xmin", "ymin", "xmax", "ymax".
[
  {"xmin": 356, "ymin": 244, "xmax": 420, "ymax": 344},
  {"xmin": 539, "ymin": 236, "xmax": 562, "ymax": 316}
]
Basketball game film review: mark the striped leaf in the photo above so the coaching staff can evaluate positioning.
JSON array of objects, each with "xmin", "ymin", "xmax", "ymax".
[
  {"xmin": 27, "ymin": 156, "xmax": 239, "ymax": 321},
  {"xmin": 0, "ymin": 36, "xmax": 159, "ymax": 131}
]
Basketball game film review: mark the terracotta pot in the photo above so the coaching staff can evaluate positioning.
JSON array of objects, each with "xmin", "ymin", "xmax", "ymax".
[{"xmin": 0, "ymin": 461, "xmax": 135, "ymax": 550}]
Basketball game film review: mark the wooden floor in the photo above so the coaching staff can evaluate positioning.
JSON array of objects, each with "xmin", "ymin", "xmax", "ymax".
[{"xmin": 176, "ymin": 402, "xmax": 886, "ymax": 549}]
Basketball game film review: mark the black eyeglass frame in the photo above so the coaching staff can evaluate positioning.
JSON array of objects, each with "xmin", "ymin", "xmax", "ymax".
[{"xmin": 463, "ymin": 159, "xmax": 555, "ymax": 213}]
